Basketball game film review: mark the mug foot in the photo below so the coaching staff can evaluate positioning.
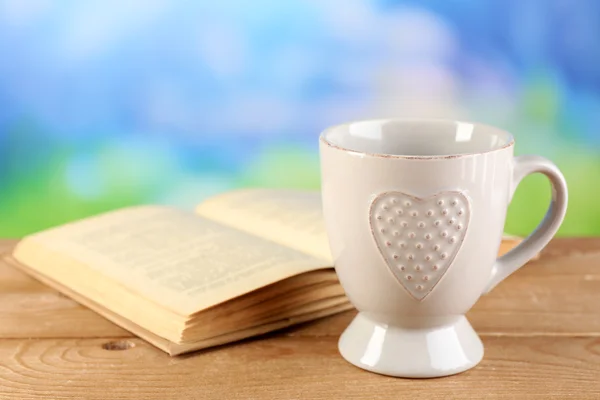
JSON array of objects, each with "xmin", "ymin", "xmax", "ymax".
[{"xmin": 338, "ymin": 313, "xmax": 483, "ymax": 378}]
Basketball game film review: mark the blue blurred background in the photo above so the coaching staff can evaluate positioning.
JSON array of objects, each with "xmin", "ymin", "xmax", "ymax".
[{"xmin": 0, "ymin": 0, "xmax": 598, "ymax": 237}]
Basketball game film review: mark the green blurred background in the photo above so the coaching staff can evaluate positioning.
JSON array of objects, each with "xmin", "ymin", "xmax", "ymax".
[{"xmin": 0, "ymin": 0, "xmax": 598, "ymax": 237}]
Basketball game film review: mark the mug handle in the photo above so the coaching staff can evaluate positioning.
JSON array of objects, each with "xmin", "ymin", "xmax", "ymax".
[{"xmin": 483, "ymin": 155, "xmax": 568, "ymax": 293}]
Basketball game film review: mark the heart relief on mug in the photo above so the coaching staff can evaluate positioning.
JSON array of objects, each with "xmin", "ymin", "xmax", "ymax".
[{"xmin": 319, "ymin": 119, "xmax": 568, "ymax": 378}]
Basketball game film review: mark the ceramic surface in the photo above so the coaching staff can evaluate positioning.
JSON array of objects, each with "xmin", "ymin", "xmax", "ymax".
[{"xmin": 319, "ymin": 119, "xmax": 568, "ymax": 378}]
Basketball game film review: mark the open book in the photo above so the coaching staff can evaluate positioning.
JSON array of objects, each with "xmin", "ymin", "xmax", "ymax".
[{"xmin": 6, "ymin": 189, "xmax": 526, "ymax": 355}]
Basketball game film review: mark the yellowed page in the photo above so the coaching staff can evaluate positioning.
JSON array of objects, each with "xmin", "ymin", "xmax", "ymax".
[
  {"xmin": 169, "ymin": 302, "xmax": 354, "ymax": 355},
  {"xmin": 9, "ymin": 255, "xmax": 352, "ymax": 355},
  {"xmin": 13, "ymin": 205, "xmax": 327, "ymax": 316},
  {"xmin": 196, "ymin": 189, "xmax": 332, "ymax": 262}
]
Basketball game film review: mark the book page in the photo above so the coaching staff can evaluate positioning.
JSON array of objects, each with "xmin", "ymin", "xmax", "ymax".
[
  {"xmin": 14, "ymin": 206, "xmax": 328, "ymax": 316},
  {"xmin": 195, "ymin": 189, "xmax": 332, "ymax": 262}
]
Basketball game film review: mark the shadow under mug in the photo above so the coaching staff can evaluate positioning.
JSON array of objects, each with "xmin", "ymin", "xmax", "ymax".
[{"xmin": 319, "ymin": 119, "xmax": 568, "ymax": 378}]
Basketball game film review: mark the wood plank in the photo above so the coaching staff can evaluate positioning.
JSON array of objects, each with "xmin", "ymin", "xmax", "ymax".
[
  {"xmin": 0, "ymin": 238, "xmax": 598, "ymax": 398},
  {"xmin": 538, "ymin": 237, "xmax": 600, "ymax": 258},
  {"xmin": 0, "ymin": 240, "xmax": 16, "ymax": 255},
  {"xmin": 476, "ymin": 238, "xmax": 600, "ymax": 335},
  {"xmin": 0, "ymin": 238, "xmax": 599, "ymax": 340},
  {"xmin": 0, "ymin": 334, "xmax": 598, "ymax": 399}
]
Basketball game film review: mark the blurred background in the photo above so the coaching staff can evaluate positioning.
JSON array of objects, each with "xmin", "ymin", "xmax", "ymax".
[{"xmin": 0, "ymin": 0, "xmax": 598, "ymax": 237}]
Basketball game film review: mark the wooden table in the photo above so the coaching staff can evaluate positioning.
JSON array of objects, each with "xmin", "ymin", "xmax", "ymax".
[{"xmin": 0, "ymin": 238, "xmax": 599, "ymax": 399}]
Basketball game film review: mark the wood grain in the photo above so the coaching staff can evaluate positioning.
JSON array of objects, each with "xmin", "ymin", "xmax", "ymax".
[
  {"xmin": 0, "ymin": 238, "xmax": 599, "ymax": 398},
  {"xmin": 0, "ymin": 335, "xmax": 598, "ymax": 399}
]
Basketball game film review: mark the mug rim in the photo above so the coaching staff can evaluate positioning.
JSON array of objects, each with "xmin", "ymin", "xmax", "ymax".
[{"xmin": 320, "ymin": 118, "xmax": 515, "ymax": 160}]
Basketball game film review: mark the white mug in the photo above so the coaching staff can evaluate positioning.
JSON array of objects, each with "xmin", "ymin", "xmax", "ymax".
[{"xmin": 319, "ymin": 119, "xmax": 568, "ymax": 378}]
